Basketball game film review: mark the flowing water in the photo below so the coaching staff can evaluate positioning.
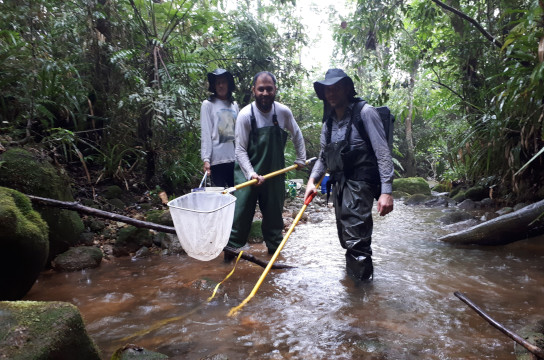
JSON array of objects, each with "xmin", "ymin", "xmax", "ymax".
[{"xmin": 25, "ymin": 202, "xmax": 544, "ymax": 359}]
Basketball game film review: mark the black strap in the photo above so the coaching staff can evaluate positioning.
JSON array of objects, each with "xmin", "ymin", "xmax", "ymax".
[
  {"xmin": 250, "ymin": 103, "xmax": 278, "ymax": 140},
  {"xmin": 325, "ymin": 103, "xmax": 362, "ymax": 144}
]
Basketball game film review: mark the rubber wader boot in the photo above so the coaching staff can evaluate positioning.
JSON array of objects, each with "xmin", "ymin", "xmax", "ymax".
[{"xmin": 345, "ymin": 252, "xmax": 373, "ymax": 281}]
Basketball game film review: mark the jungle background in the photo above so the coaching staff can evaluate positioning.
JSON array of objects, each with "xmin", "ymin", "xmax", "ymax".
[{"xmin": 1, "ymin": 0, "xmax": 543, "ymax": 204}]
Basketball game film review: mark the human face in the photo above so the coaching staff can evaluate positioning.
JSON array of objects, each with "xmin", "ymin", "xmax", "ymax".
[
  {"xmin": 324, "ymin": 81, "xmax": 349, "ymax": 110},
  {"xmin": 252, "ymin": 74, "xmax": 276, "ymax": 112},
  {"xmin": 215, "ymin": 75, "xmax": 229, "ymax": 100}
]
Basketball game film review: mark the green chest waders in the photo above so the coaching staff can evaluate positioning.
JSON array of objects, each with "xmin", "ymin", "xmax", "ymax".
[{"xmin": 228, "ymin": 106, "xmax": 288, "ymax": 252}]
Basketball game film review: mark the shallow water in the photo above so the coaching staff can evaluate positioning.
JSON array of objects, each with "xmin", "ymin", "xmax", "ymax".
[{"xmin": 25, "ymin": 202, "xmax": 544, "ymax": 359}]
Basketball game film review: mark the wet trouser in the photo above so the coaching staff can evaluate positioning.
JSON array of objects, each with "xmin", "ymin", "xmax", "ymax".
[
  {"xmin": 332, "ymin": 177, "xmax": 380, "ymax": 280},
  {"xmin": 228, "ymin": 172, "xmax": 285, "ymax": 251},
  {"xmin": 210, "ymin": 162, "xmax": 234, "ymax": 188}
]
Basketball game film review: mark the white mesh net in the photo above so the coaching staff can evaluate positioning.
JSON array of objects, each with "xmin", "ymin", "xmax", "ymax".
[{"xmin": 167, "ymin": 191, "xmax": 236, "ymax": 261}]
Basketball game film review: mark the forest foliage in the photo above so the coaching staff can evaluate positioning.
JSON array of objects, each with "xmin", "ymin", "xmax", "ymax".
[{"xmin": 0, "ymin": 0, "xmax": 542, "ymax": 203}]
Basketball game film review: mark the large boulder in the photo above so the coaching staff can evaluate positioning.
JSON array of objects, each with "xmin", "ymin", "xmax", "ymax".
[
  {"xmin": 0, "ymin": 187, "xmax": 49, "ymax": 300},
  {"xmin": 0, "ymin": 301, "xmax": 101, "ymax": 359},
  {"xmin": 0, "ymin": 148, "xmax": 84, "ymax": 263},
  {"xmin": 393, "ymin": 177, "xmax": 431, "ymax": 195}
]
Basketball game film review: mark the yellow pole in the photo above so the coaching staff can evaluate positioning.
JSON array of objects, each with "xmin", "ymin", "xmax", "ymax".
[
  {"xmin": 228, "ymin": 174, "xmax": 325, "ymax": 317},
  {"xmin": 222, "ymin": 157, "xmax": 316, "ymax": 194}
]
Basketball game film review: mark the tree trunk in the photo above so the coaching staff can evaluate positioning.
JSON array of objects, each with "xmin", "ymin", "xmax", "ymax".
[
  {"xmin": 404, "ymin": 61, "xmax": 418, "ymax": 177},
  {"xmin": 438, "ymin": 199, "xmax": 544, "ymax": 245}
]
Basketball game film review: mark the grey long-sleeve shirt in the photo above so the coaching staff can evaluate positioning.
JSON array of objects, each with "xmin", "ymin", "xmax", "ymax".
[
  {"xmin": 235, "ymin": 101, "xmax": 306, "ymax": 180},
  {"xmin": 310, "ymin": 102, "xmax": 394, "ymax": 194}
]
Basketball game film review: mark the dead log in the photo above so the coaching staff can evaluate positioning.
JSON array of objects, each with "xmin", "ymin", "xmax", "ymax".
[
  {"xmin": 26, "ymin": 194, "xmax": 293, "ymax": 270},
  {"xmin": 438, "ymin": 199, "xmax": 544, "ymax": 245},
  {"xmin": 454, "ymin": 291, "xmax": 544, "ymax": 359}
]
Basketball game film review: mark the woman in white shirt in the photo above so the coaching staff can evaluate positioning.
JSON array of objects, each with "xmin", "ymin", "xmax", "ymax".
[{"xmin": 200, "ymin": 69, "xmax": 239, "ymax": 187}]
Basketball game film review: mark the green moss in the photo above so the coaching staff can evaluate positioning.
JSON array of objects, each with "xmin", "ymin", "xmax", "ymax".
[
  {"xmin": 115, "ymin": 226, "xmax": 153, "ymax": 251},
  {"xmin": 0, "ymin": 187, "xmax": 49, "ymax": 300},
  {"xmin": 393, "ymin": 177, "xmax": 431, "ymax": 195},
  {"xmin": 452, "ymin": 191, "xmax": 466, "ymax": 203},
  {"xmin": 0, "ymin": 301, "xmax": 101, "ymax": 360},
  {"xmin": 145, "ymin": 210, "xmax": 163, "ymax": 224},
  {"xmin": 0, "ymin": 148, "xmax": 84, "ymax": 262},
  {"xmin": 103, "ymin": 185, "xmax": 123, "ymax": 199},
  {"xmin": 464, "ymin": 185, "xmax": 488, "ymax": 201},
  {"xmin": 432, "ymin": 183, "xmax": 450, "ymax": 193}
]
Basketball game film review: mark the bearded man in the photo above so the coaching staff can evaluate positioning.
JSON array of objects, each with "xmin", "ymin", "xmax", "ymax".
[{"xmin": 226, "ymin": 71, "xmax": 306, "ymax": 260}]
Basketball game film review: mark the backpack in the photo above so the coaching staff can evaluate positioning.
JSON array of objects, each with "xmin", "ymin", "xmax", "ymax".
[{"xmin": 323, "ymin": 98, "xmax": 395, "ymax": 152}]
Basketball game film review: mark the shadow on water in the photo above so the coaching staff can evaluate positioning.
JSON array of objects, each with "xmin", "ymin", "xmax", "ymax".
[{"xmin": 25, "ymin": 202, "xmax": 544, "ymax": 359}]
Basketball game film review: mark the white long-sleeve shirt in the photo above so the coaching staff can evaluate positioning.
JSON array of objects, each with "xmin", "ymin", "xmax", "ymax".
[
  {"xmin": 200, "ymin": 98, "xmax": 239, "ymax": 166},
  {"xmin": 235, "ymin": 101, "xmax": 306, "ymax": 180}
]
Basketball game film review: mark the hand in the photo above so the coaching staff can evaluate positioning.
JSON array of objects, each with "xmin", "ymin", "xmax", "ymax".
[
  {"xmin": 377, "ymin": 194, "xmax": 393, "ymax": 216},
  {"xmin": 295, "ymin": 160, "xmax": 306, "ymax": 169},
  {"xmin": 304, "ymin": 179, "xmax": 317, "ymax": 202},
  {"xmin": 203, "ymin": 161, "xmax": 211, "ymax": 176},
  {"xmin": 251, "ymin": 173, "xmax": 265, "ymax": 186}
]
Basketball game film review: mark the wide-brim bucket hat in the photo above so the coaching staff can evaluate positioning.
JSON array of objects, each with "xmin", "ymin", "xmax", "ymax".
[
  {"xmin": 207, "ymin": 68, "xmax": 235, "ymax": 93},
  {"xmin": 313, "ymin": 68, "xmax": 356, "ymax": 100}
]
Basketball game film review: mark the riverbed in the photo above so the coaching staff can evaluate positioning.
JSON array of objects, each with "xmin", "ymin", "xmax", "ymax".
[{"xmin": 25, "ymin": 201, "xmax": 544, "ymax": 359}]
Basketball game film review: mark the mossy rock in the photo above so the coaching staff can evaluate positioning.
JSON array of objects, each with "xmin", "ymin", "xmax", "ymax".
[
  {"xmin": 107, "ymin": 198, "xmax": 126, "ymax": 210},
  {"xmin": 404, "ymin": 193, "xmax": 432, "ymax": 206},
  {"xmin": 146, "ymin": 209, "xmax": 174, "ymax": 226},
  {"xmin": 451, "ymin": 191, "xmax": 466, "ymax": 203},
  {"xmin": 393, "ymin": 177, "xmax": 431, "ymax": 195},
  {"xmin": 432, "ymin": 183, "xmax": 450, "ymax": 193},
  {"xmin": 514, "ymin": 318, "xmax": 544, "ymax": 360},
  {"xmin": 392, "ymin": 190, "xmax": 410, "ymax": 199},
  {"xmin": 449, "ymin": 186, "xmax": 464, "ymax": 198},
  {"xmin": 103, "ymin": 185, "xmax": 123, "ymax": 199},
  {"xmin": 0, "ymin": 148, "xmax": 84, "ymax": 263},
  {"xmin": 0, "ymin": 301, "xmax": 101, "ymax": 359},
  {"xmin": 111, "ymin": 344, "xmax": 169, "ymax": 360},
  {"xmin": 0, "ymin": 187, "xmax": 49, "ymax": 300},
  {"xmin": 464, "ymin": 185, "xmax": 488, "ymax": 201},
  {"xmin": 52, "ymin": 246, "xmax": 103, "ymax": 272},
  {"xmin": 115, "ymin": 226, "xmax": 153, "ymax": 254}
]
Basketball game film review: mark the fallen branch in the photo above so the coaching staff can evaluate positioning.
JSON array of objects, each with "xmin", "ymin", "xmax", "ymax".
[
  {"xmin": 438, "ymin": 199, "xmax": 544, "ymax": 245},
  {"xmin": 454, "ymin": 291, "xmax": 544, "ymax": 359},
  {"xmin": 26, "ymin": 194, "xmax": 293, "ymax": 270}
]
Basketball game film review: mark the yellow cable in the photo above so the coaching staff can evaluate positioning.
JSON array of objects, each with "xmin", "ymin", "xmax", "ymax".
[
  {"xmin": 228, "ymin": 174, "xmax": 324, "ymax": 317},
  {"xmin": 207, "ymin": 250, "xmax": 244, "ymax": 302}
]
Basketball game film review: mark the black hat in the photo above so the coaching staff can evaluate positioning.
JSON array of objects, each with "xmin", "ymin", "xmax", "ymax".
[
  {"xmin": 207, "ymin": 68, "xmax": 235, "ymax": 93},
  {"xmin": 313, "ymin": 68, "xmax": 356, "ymax": 100}
]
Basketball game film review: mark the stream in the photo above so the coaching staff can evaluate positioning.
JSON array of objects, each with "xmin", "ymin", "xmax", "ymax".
[{"xmin": 25, "ymin": 201, "xmax": 544, "ymax": 359}]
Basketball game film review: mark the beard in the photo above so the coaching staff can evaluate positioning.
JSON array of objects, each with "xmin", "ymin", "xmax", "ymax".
[{"xmin": 255, "ymin": 94, "xmax": 275, "ymax": 112}]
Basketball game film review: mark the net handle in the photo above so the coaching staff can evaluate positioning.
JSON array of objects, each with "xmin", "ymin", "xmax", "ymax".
[{"xmin": 222, "ymin": 157, "xmax": 317, "ymax": 194}]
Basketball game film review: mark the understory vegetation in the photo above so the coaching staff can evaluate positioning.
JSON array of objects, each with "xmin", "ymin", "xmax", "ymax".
[{"xmin": 0, "ymin": 0, "xmax": 542, "ymax": 203}]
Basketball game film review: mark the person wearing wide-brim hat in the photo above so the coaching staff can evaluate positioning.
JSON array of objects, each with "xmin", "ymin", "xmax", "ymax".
[
  {"xmin": 200, "ymin": 68, "xmax": 239, "ymax": 188},
  {"xmin": 304, "ymin": 68, "xmax": 394, "ymax": 282}
]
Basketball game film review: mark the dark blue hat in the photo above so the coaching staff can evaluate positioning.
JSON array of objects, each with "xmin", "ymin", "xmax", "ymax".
[
  {"xmin": 207, "ymin": 68, "xmax": 235, "ymax": 93},
  {"xmin": 313, "ymin": 68, "xmax": 356, "ymax": 100}
]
